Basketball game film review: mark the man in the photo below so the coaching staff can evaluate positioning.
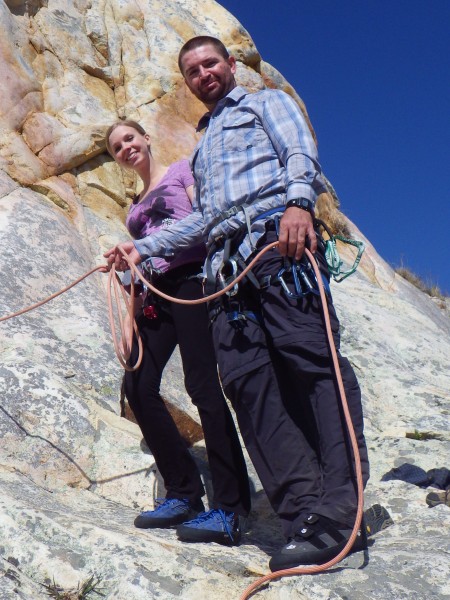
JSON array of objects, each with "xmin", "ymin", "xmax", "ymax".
[{"xmin": 105, "ymin": 36, "xmax": 369, "ymax": 570}]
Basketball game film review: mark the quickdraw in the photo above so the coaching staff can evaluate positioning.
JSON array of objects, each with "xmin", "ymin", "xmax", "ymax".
[
  {"xmin": 141, "ymin": 261, "xmax": 159, "ymax": 320},
  {"xmin": 316, "ymin": 219, "xmax": 365, "ymax": 283},
  {"xmin": 213, "ymin": 234, "xmax": 262, "ymax": 329},
  {"xmin": 273, "ymin": 215, "xmax": 330, "ymax": 301},
  {"xmin": 325, "ymin": 235, "xmax": 365, "ymax": 282}
]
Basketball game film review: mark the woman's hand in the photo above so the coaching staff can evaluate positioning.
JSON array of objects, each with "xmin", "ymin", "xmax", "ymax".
[{"xmin": 104, "ymin": 241, "xmax": 142, "ymax": 271}]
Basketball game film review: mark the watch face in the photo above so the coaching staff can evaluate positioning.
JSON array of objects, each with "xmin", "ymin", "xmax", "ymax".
[
  {"xmin": 289, "ymin": 198, "xmax": 311, "ymax": 207},
  {"xmin": 286, "ymin": 198, "xmax": 314, "ymax": 214}
]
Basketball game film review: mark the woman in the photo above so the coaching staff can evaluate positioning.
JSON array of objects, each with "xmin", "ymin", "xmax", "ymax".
[{"xmin": 105, "ymin": 121, "xmax": 250, "ymax": 544}]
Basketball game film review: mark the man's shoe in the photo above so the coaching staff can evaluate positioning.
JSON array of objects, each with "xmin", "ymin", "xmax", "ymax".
[
  {"xmin": 269, "ymin": 514, "xmax": 365, "ymax": 572},
  {"xmin": 134, "ymin": 497, "xmax": 204, "ymax": 529},
  {"xmin": 426, "ymin": 489, "xmax": 450, "ymax": 508},
  {"xmin": 363, "ymin": 503, "xmax": 394, "ymax": 535},
  {"xmin": 176, "ymin": 509, "xmax": 241, "ymax": 545}
]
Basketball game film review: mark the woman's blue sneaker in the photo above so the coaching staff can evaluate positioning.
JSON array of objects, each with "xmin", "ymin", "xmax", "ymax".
[
  {"xmin": 134, "ymin": 497, "xmax": 204, "ymax": 529},
  {"xmin": 176, "ymin": 508, "xmax": 241, "ymax": 545}
]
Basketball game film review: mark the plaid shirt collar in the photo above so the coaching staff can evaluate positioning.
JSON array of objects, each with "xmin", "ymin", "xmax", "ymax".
[{"xmin": 195, "ymin": 86, "xmax": 248, "ymax": 132}]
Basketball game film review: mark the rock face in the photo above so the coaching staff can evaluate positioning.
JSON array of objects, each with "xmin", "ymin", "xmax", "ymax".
[{"xmin": 0, "ymin": 1, "xmax": 449, "ymax": 599}]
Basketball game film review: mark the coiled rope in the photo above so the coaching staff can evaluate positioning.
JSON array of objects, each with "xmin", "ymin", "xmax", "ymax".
[{"xmin": 0, "ymin": 242, "xmax": 364, "ymax": 599}]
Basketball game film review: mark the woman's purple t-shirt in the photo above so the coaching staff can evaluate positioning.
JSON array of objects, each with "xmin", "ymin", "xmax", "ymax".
[{"xmin": 126, "ymin": 160, "xmax": 205, "ymax": 273}]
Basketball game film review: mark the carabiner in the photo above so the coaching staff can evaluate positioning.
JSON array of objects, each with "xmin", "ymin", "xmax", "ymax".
[
  {"xmin": 218, "ymin": 257, "xmax": 239, "ymax": 297},
  {"xmin": 277, "ymin": 258, "xmax": 322, "ymax": 299},
  {"xmin": 277, "ymin": 260, "xmax": 306, "ymax": 299},
  {"xmin": 141, "ymin": 259, "xmax": 156, "ymax": 286},
  {"xmin": 298, "ymin": 262, "xmax": 321, "ymax": 296}
]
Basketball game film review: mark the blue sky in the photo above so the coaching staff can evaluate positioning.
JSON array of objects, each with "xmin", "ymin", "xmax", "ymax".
[{"xmin": 217, "ymin": 0, "xmax": 450, "ymax": 295}]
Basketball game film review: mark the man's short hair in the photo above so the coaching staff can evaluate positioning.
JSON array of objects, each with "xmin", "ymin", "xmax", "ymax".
[{"xmin": 178, "ymin": 36, "xmax": 229, "ymax": 73}]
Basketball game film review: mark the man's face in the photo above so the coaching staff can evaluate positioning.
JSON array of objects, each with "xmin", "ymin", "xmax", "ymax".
[{"xmin": 180, "ymin": 44, "xmax": 236, "ymax": 109}]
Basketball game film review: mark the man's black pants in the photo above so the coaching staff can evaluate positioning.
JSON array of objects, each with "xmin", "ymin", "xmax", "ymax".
[{"xmin": 209, "ymin": 233, "xmax": 369, "ymax": 538}]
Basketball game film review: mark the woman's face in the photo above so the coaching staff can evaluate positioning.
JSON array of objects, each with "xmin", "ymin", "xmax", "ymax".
[{"xmin": 108, "ymin": 125, "xmax": 150, "ymax": 170}]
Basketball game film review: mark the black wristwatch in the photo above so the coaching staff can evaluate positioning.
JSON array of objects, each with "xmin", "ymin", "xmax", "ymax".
[{"xmin": 286, "ymin": 197, "xmax": 315, "ymax": 215}]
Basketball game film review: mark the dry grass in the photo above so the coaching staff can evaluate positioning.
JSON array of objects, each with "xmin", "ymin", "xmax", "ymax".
[
  {"xmin": 395, "ymin": 265, "xmax": 447, "ymax": 299},
  {"xmin": 43, "ymin": 574, "xmax": 105, "ymax": 600},
  {"xmin": 315, "ymin": 191, "xmax": 351, "ymax": 237}
]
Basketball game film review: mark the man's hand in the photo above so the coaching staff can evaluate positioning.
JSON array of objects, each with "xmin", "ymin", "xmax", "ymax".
[
  {"xmin": 278, "ymin": 207, "xmax": 317, "ymax": 261},
  {"xmin": 103, "ymin": 241, "xmax": 142, "ymax": 271}
]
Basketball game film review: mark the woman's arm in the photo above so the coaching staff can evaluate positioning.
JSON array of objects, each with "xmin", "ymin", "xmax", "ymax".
[{"xmin": 185, "ymin": 184, "xmax": 194, "ymax": 205}]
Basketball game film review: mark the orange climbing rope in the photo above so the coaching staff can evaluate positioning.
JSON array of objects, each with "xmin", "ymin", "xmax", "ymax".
[
  {"xmin": 107, "ymin": 242, "xmax": 280, "ymax": 371},
  {"xmin": 235, "ymin": 245, "xmax": 364, "ymax": 600},
  {"xmin": 0, "ymin": 265, "xmax": 108, "ymax": 322},
  {"xmin": 0, "ymin": 243, "xmax": 364, "ymax": 599},
  {"xmin": 113, "ymin": 243, "xmax": 364, "ymax": 599}
]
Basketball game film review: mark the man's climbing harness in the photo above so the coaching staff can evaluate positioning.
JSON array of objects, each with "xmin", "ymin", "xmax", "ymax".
[
  {"xmin": 207, "ymin": 231, "xmax": 264, "ymax": 330},
  {"xmin": 206, "ymin": 216, "xmax": 365, "ymax": 328}
]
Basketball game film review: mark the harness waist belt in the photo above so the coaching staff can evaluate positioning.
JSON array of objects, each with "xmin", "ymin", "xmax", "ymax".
[{"xmin": 207, "ymin": 200, "xmax": 285, "ymax": 237}]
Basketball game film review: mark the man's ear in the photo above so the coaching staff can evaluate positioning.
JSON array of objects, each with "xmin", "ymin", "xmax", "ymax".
[{"xmin": 228, "ymin": 55, "xmax": 237, "ymax": 74}]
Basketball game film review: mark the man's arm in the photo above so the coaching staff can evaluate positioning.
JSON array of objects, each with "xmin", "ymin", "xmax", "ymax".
[
  {"xmin": 104, "ymin": 210, "xmax": 205, "ymax": 270},
  {"xmin": 261, "ymin": 91, "xmax": 327, "ymax": 259}
]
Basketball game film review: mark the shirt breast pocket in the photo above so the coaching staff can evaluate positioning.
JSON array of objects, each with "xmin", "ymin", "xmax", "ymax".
[{"xmin": 222, "ymin": 113, "xmax": 266, "ymax": 152}]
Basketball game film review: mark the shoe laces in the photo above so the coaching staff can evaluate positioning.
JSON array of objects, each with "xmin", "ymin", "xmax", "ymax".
[
  {"xmin": 187, "ymin": 508, "xmax": 237, "ymax": 542},
  {"xmin": 153, "ymin": 497, "xmax": 189, "ymax": 513}
]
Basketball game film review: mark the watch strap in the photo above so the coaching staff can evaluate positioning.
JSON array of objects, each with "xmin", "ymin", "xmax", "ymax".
[{"xmin": 286, "ymin": 197, "xmax": 315, "ymax": 215}]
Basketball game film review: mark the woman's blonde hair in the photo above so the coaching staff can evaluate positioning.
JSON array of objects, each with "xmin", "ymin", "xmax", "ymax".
[{"xmin": 105, "ymin": 119, "xmax": 147, "ymax": 156}]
